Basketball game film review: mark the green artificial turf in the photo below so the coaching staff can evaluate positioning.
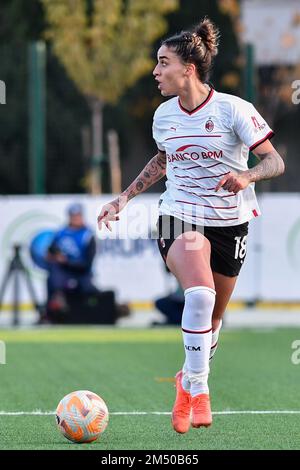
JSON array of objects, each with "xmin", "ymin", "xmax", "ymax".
[{"xmin": 0, "ymin": 327, "xmax": 299, "ymax": 450}]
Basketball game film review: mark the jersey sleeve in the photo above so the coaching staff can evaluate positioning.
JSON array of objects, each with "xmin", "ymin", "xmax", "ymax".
[
  {"xmin": 152, "ymin": 111, "xmax": 165, "ymax": 152},
  {"xmin": 233, "ymin": 100, "xmax": 274, "ymax": 151}
]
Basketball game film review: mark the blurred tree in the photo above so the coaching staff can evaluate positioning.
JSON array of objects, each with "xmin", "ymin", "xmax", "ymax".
[
  {"xmin": 0, "ymin": 0, "xmax": 91, "ymax": 195},
  {"xmin": 0, "ymin": 0, "xmax": 45, "ymax": 194},
  {"xmin": 41, "ymin": 0, "xmax": 179, "ymax": 193},
  {"xmin": 0, "ymin": 0, "xmax": 45, "ymax": 43}
]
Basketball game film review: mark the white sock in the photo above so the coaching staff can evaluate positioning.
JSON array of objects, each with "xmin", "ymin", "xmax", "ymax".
[
  {"xmin": 182, "ymin": 360, "xmax": 190, "ymax": 391},
  {"xmin": 181, "ymin": 286, "xmax": 216, "ymax": 397},
  {"xmin": 209, "ymin": 319, "xmax": 223, "ymax": 362}
]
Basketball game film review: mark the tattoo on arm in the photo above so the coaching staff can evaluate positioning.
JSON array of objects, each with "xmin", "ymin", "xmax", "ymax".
[
  {"xmin": 246, "ymin": 150, "xmax": 285, "ymax": 182},
  {"xmin": 122, "ymin": 152, "xmax": 167, "ymax": 201},
  {"xmin": 136, "ymin": 181, "xmax": 144, "ymax": 192}
]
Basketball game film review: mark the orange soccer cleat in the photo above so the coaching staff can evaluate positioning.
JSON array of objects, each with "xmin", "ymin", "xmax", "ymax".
[
  {"xmin": 171, "ymin": 371, "xmax": 192, "ymax": 434},
  {"xmin": 191, "ymin": 393, "xmax": 212, "ymax": 428}
]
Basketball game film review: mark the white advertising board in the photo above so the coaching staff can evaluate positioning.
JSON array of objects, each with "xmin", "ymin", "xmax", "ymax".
[
  {"xmin": 259, "ymin": 193, "xmax": 300, "ymax": 300},
  {"xmin": 0, "ymin": 193, "xmax": 299, "ymax": 306}
]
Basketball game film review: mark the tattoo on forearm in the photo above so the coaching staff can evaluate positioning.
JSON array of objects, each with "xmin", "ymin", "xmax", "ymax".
[
  {"xmin": 136, "ymin": 181, "xmax": 144, "ymax": 191},
  {"xmin": 122, "ymin": 152, "xmax": 166, "ymax": 200},
  {"xmin": 247, "ymin": 150, "xmax": 285, "ymax": 182},
  {"xmin": 157, "ymin": 152, "xmax": 167, "ymax": 170}
]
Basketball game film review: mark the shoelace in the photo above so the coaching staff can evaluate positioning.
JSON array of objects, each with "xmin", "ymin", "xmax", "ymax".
[{"xmin": 192, "ymin": 395, "xmax": 209, "ymax": 413}]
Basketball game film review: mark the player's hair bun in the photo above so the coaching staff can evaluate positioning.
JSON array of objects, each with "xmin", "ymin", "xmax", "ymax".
[{"xmin": 194, "ymin": 17, "xmax": 220, "ymax": 57}]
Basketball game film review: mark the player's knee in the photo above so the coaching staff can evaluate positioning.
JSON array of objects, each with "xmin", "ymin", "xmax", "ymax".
[{"xmin": 182, "ymin": 286, "xmax": 216, "ymax": 330}]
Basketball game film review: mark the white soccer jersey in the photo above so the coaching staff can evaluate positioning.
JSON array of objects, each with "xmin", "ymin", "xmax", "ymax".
[{"xmin": 152, "ymin": 88, "xmax": 274, "ymax": 226}]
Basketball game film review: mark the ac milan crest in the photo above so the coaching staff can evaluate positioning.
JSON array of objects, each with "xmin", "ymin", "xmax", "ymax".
[{"xmin": 205, "ymin": 119, "xmax": 214, "ymax": 132}]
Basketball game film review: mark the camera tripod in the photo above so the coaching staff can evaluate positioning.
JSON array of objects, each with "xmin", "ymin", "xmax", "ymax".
[{"xmin": 0, "ymin": 244, "xmax": 44, "ymax": 326}]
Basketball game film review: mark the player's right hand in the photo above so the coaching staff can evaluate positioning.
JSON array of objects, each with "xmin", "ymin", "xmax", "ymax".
[{"xmin": 97, "ymin": 195, "xmax": 128, "ymax": 231}]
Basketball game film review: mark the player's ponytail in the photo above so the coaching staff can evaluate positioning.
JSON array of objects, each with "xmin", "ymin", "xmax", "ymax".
[{"xmin": 162, "ymin": 17, "xmax": 220, "ymax": 83}]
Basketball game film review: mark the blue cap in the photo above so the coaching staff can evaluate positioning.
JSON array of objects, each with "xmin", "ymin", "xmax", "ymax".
[{"xmin": 67, "ymin": 203, "xmax": 84, "ymax": 216}]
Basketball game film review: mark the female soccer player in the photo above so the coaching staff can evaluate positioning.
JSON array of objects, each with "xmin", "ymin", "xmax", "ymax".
[{"xmin": 97, "ymin": 18, "xmax": 285, "ymax": 434}]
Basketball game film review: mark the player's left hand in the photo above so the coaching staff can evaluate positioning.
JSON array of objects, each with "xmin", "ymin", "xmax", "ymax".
[{"xmin": 215, "ymin": 171, "xmax": 251, "ymax": 194}]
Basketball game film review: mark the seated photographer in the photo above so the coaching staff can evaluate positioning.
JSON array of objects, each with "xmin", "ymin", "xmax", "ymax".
[
  {"xmin": 46, "ymin": 203, "xmax": 98, "ymax": 309},
  {"xmin": 154, "ymin": 282, "xmax": 184, "ymax": 326}
]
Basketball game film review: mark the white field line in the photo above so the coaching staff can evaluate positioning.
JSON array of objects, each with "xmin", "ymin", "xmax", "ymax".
[{"xmin": 1, "ymin": 410, "xmax": 300, "ymax": 416}]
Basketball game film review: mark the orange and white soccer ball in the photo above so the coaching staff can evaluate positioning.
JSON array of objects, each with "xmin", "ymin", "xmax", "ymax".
[{"xmin": 55, "ymin": 390, "xmax": 109, "ymax": 443}]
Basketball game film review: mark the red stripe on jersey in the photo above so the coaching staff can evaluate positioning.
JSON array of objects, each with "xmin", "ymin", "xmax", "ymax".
[
  {"xmin": 173, "ymin": 211, "xmax": 239, "ymax": 221},
  {"xmin": 178, "ymin": 188, "xmax": 237, "ymax": 198},
  {"xmin": 249, "ymin": 131, "xmax": 274, "ymax": 151},
  {"xmin": 174, "ymin": 171, "xmax": 230, "ymax": 181},
  {"xmin": 166, "ymin": 134, "xmax": 222, "ymax": 141},
  {"xmin": 176, "ymin": 144, "xmax": 208, "ymax": 152},
  {"xmin": 182, "ymin": 327, "xmax": 212, "ymax": 334},
  {"xmin": 252, "ymin": 209, "xmax": 258, "ymax": 217},
  {"xmin": 176, "ymin": 183, "xmax": 216, "ymax": 189},
  {"xmin": 175, "ymin": 200, "xmax": 238, "ymax": 210},
  {"xmin": 173, "ymin": 162, "xmax": 223, "ymax": 170}
]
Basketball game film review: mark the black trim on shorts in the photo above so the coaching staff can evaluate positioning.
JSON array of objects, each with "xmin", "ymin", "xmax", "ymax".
[{"xmin": 157, "ymin": 215, "xmax": 249, "ymax": 277}]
